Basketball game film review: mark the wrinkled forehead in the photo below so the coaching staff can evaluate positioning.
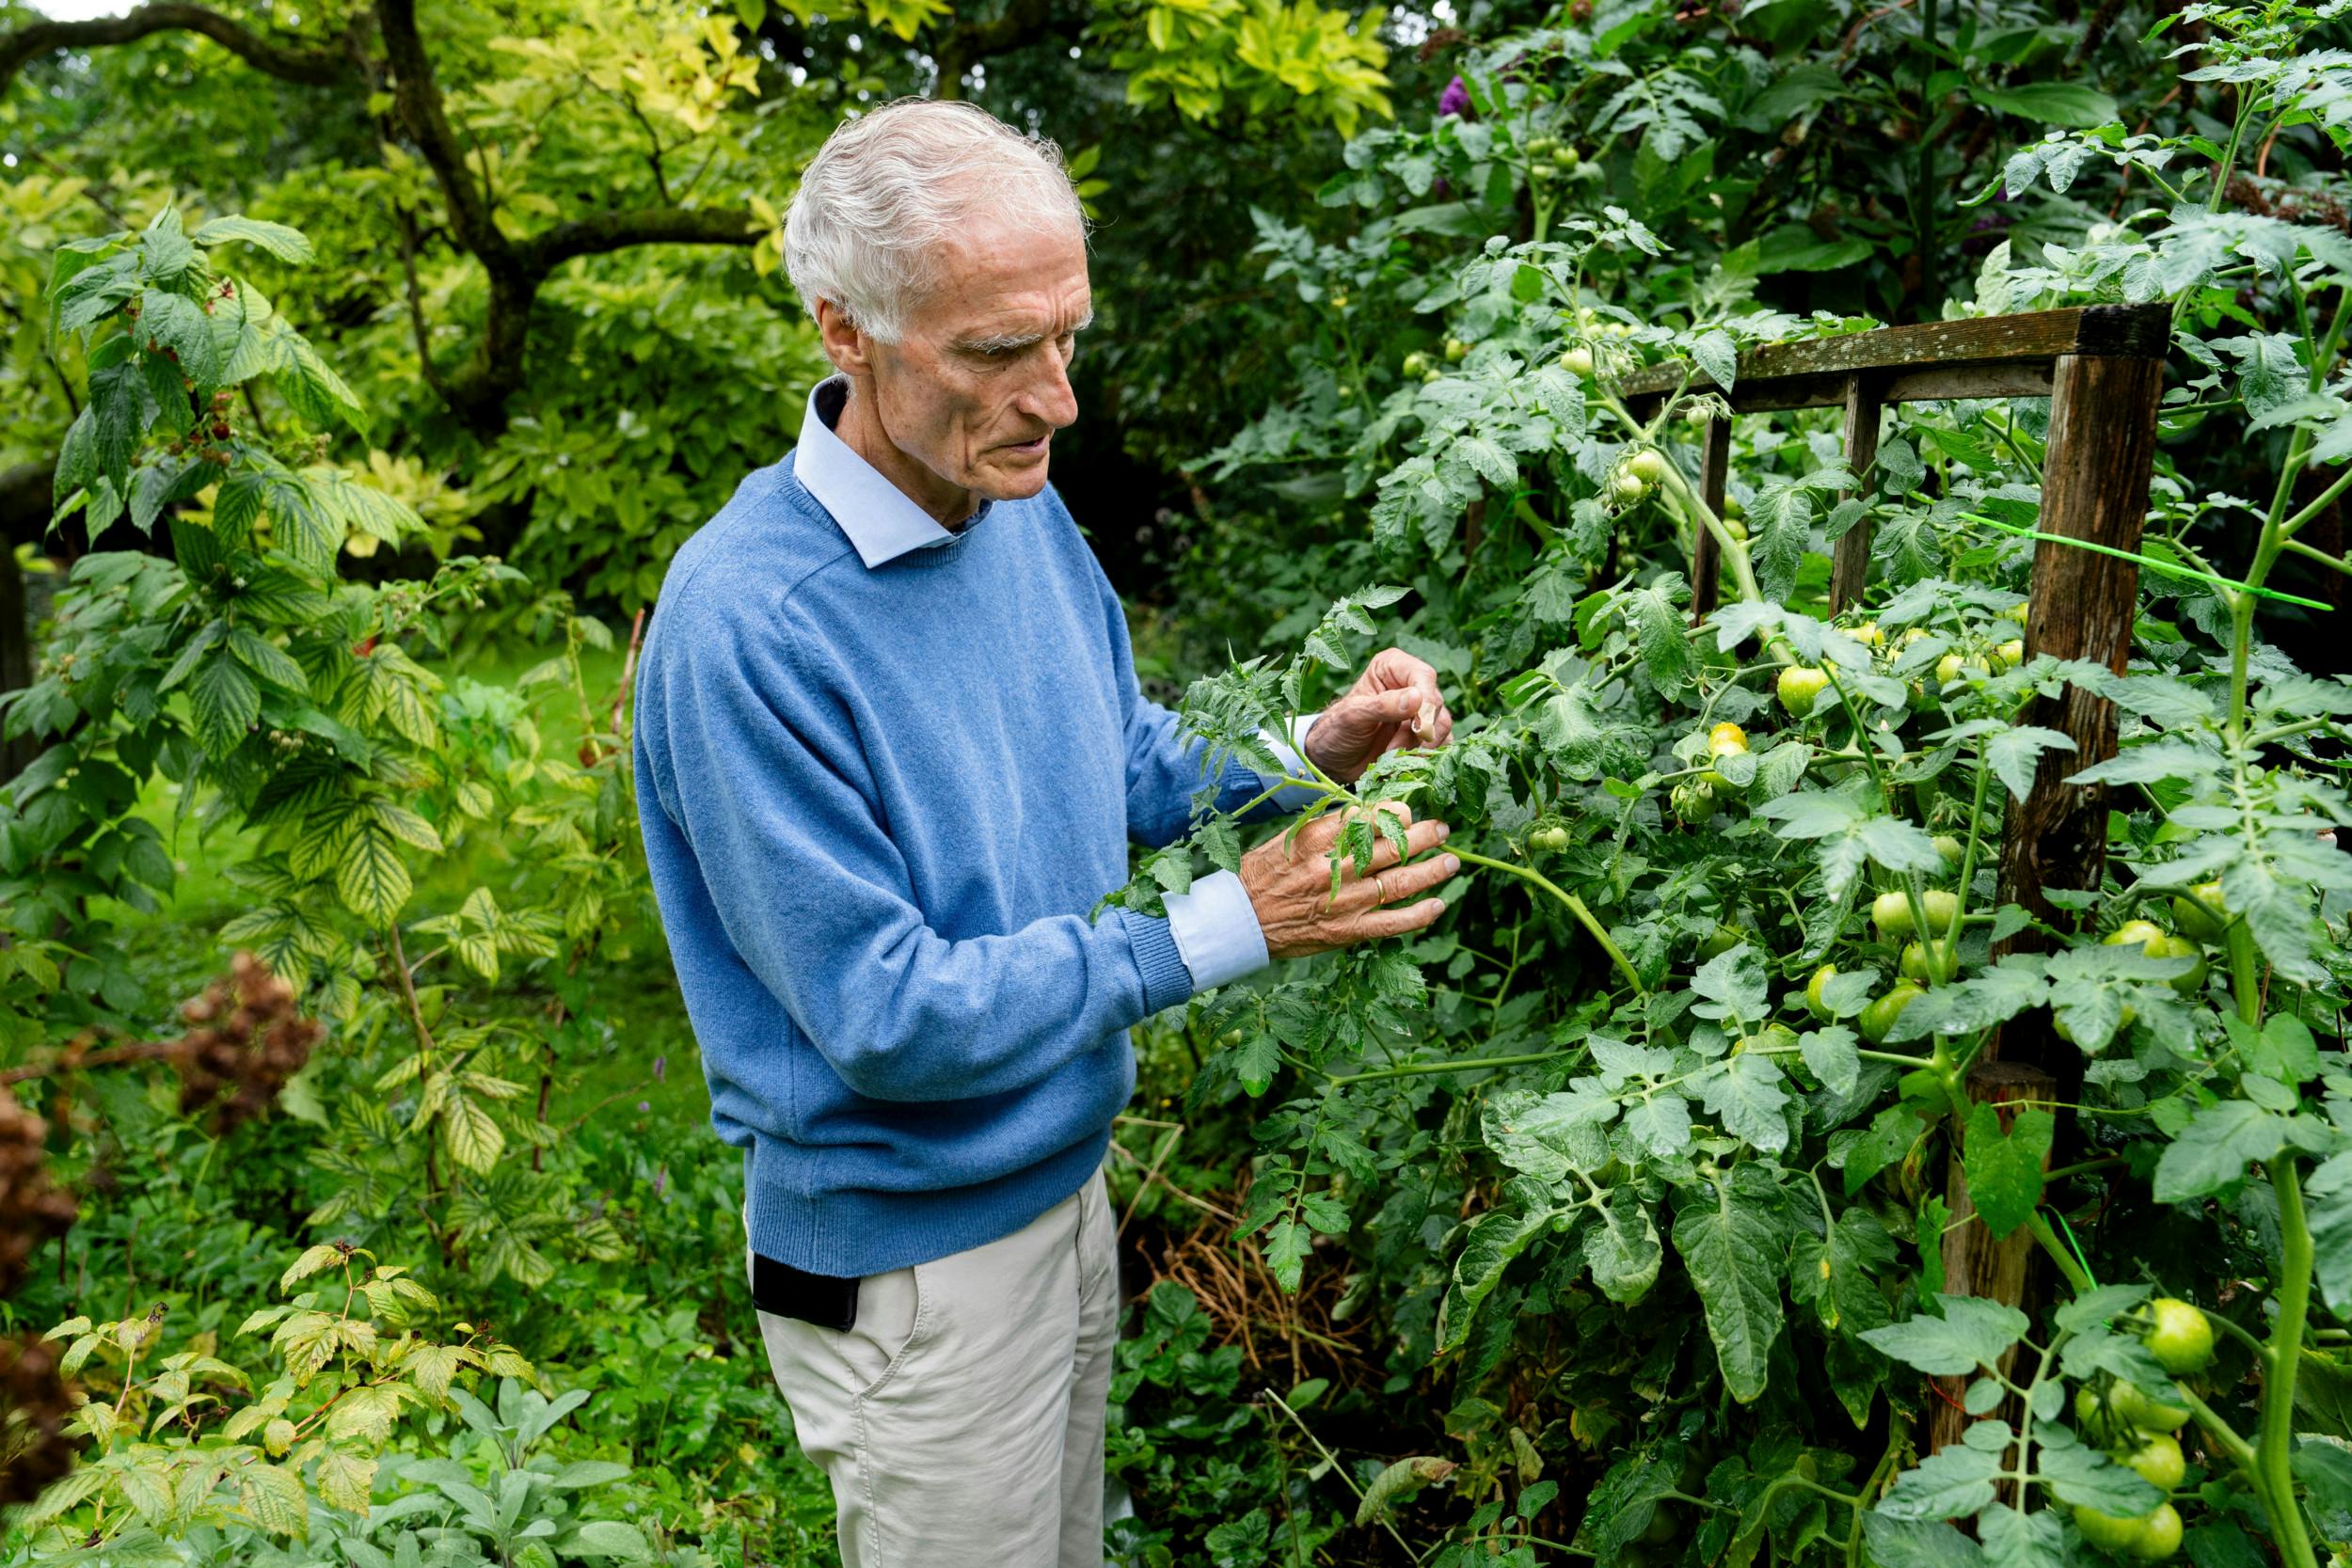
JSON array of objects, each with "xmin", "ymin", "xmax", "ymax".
[{"xmin": 908, "ymin": 212, "xmax": 1092, "ymax": 340}]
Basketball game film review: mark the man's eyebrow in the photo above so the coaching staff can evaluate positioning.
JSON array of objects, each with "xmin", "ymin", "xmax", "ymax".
[{"xmin": 958, "ymin": 309, "xmax": 1095, "ymax": 354}]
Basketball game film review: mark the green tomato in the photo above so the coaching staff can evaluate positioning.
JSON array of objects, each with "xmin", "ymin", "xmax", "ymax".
[
  {"xmin": 1527, "ymin": 134, "xmax": 1556, "ymax": 155},
  {"xmin": 2171, "ymin": 881, "xmax": 2229, "ymax": 943},
  {"xmin": 1629, "ymin": 448, "xmax": 1668, "ymax": 483},
  {"xmin": 2104, "ymin": 919, "xmax": 2166, "ymax": 950},
  {"xmin": 1899, "ymin": 942, "xmax": 1933, "ymax": 984},
  {"xmin": 1722, "ymin": 513, "xmax": 1748, "ymax": 542},
  {"xmin": 1560, "ymin": 346, "xmax": 1595, "ymax": 376},
  {"xmin": 1698, "ymin": 922, "xmax": 1746, "ymax": 961},
  {"xmin": 2122, "ymin": 1432, "xmax": 2185, "ymax": 1493},
  {"xmin": 1683, "ymin": 401, "xmax": 1712, "ymax": 427},
  {"xmin": 1672, "ymin": 779, "xmax": 1718, "ymax": 825},
  {"xmin": 1776, "ymin": 665, "xmax": 1830, "ymax": 718},
  {"xmin": 2074, "ymin": 1506, "xmax": 2148, "ymax": 1554},
  {"xmin": 2144, "ymin": 1298, "xmax": 2215, "ymax": 1375},
  {"xmin": 1919, "ymin": 890, "xmax": 1959, "ymax": 936},
  {"xmin": 1532, "ymin": 825, "xmax": 1571, "ymax": 852},
  {"xmin": 1995, "ymin": 638, "xmax": 2026, "ymax": 671},
  {"xmin": 1935, "ymin": 653, "xmax": 1985, "ymax": 686},
  {"xmin": 2130, "ymin": 1504, "xmax": 2183, "ymax": 1560},
  {"xmin": 1871, "ymin": 891, "xmax": 1915, "ymax": 940},
  {"xmin": 1931, "ymin": 834, "xmax": 1964, "ymax": 869},
  {"xmin": 1859, "ymin": 984, "xmax": 1924, "ymax": 1045},
  {"xmin": 1444, "ymin": 337, "xmax": 1469, "ymax": 362},
  {"xmin": 2145, "ymin": 932, "xmax": 2208, "ymax": 995},
  {"xmin": 1422, "ymin": 368, "xmax": 1445, "ymax": 384},
  {"xmin": 1613, "ymin": 470, "xmax": 1649, "ymax": 502},
  {"xmin": 2108, "ymin": 1379, "xmax": 2191, "ymax": 1433},
  {"xmin": 1558, "ymin": 145, "xmax": 1582, "ymax": 169},
  {"xmin": 1401, "ymin": 351, "xmax": 1429, "ymax": 378},
  {"xmin": 1641, "ymin": 1504, "xmax": 1679, "ymax": 1544},
  {"xmin": 1804, "ymin": 964, "xmax": 1838, "ymax": 1022}
]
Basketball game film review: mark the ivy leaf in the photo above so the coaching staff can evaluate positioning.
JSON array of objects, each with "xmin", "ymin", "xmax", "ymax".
[
  {"xmin": 1860, "ymin": 1293, "xmax": 2028, "ymax": 1375},
  {"xmin": 1962, "ymin": 1101, "xmax": 2055, "ymax": 1240},
  {"xmin": 1671, "ymin": 1165, "xmax": 1787, "ymax": 1402}
]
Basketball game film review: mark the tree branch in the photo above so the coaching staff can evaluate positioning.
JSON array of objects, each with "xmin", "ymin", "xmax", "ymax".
[
  {"xmin": 0, "ymin": 3, "xmax": 357, "ymax": 97},
  {"xmin": 376, "ymin": 0, "xmax": 510, "ymax": 277},
  {"xmin": 519, "ymin": 205, "xmax": 762, "ymax": 272},
  {"xmin": 931, "ymin": 0, "xmax": 1065, "ymax": 97}
]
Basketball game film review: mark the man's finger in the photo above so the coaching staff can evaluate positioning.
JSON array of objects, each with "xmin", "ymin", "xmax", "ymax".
[
  {"xmin": 1347, "ymin": 896, "xmax": 1450, "ymax": 942},
  {"xmin": 1343, "ymin": 846, "xmax": 1458, "ymax": 905},
  {"xmin": 1340, "ymin": 818, "xmax": 1450, "ymax": 878},
  {"xmin": 1348, "ymin": 689, "xmax": 1422, "ymax": 724}
]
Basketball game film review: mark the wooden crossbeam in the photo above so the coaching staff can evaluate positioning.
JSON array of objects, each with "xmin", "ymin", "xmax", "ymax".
[{"xmin": 1618, "ymin": 304, "xmax": 2169, "ymax": 416}]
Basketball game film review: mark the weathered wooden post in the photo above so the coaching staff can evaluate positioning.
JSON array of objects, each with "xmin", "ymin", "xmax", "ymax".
[
  {"xmin": 1989, "ymin": 306, "xmax": 2172, "ymax": 1109},
  {"xmin": 1692, "ymin": 414, "xmax": 1729, "ymax": 624},
  {"xmin": 1830, "ymin": 374, "xmax": 1883, "ymax": 612}
]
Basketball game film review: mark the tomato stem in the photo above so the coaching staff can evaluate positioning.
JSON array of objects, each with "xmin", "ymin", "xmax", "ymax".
[{"xmin": 1450, "ymin": 848, "xmax": 1646, "ymax": 996}]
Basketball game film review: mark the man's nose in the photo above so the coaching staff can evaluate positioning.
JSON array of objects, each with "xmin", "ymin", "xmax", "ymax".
[{"xmin": 1021, "ymin": 352, "xmax": 1079, "ymax": 431}]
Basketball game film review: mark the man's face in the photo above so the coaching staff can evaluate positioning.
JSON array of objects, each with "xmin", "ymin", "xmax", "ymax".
[{"xmin": 844, "ymin": 214, "xmax": 1090, "ymax": 511}]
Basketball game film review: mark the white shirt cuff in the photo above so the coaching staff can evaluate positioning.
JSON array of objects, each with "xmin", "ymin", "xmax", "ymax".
[
  {"xmin": 1162, "ymin": 868, "xmax": 1271, "ymax": 992},
  {"xmin": 1257, "ymin": 711, "xmax": 1325, "ymax": 811}
]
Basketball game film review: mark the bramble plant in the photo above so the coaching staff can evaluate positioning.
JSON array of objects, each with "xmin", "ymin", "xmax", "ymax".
[{"xmin": 1105, "ymin": 1, "xmax": 2352, "ymax": 1560}]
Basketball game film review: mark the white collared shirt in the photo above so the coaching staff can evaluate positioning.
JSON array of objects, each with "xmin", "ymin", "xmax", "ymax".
[{"xmin": 791, "ymin": 375, "xmax": 1314, "ymax": 995}]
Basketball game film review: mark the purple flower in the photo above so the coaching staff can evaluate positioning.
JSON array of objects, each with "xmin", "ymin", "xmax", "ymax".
[
  {"xmin": 652, "ymin": 1053, "xmax": 667, "ymax": 1083},
  {"xmin": 1438, "ymin": 75, "xmax": 1470, "ymax": 119},
  {"xmin": 637, "ymin": 1100, "xmax": 651, "ymax": 1113}
]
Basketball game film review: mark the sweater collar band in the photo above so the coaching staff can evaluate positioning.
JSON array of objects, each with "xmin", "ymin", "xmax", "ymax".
[{"xmin": 795, "ymin": 375, "xmax": 991, "ymax": 569}]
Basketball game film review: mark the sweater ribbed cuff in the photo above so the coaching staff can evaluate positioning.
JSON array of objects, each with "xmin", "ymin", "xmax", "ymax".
[{"xmin": 1125, "ymin": 911, "xmax": 1195, "ymax": 1016}]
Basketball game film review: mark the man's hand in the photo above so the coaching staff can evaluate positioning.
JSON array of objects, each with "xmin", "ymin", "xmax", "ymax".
[
  {"xmin": 1240, "ymin": 801, "xmax": 1457, "ymax": 960},
  {"xmin": 1303, "ymin": 648, "xmax": 1455, "ymax": 786}
]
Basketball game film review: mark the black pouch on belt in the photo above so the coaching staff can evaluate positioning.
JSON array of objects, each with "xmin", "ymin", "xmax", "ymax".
[{"xmin": 751, "ymin": 1252, "xmax": 860, "ymax": 1332}]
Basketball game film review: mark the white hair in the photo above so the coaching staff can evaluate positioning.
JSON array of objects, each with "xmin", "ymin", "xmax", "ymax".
[{"xmin": 784, "ymin": 98, "xmax": 1089, "ymax": 344}]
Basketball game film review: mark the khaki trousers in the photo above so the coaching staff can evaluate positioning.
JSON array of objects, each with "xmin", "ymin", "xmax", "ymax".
[{"xmin": 750, "ymin": 1167, "xmax": 1122, "ymax": 1568}]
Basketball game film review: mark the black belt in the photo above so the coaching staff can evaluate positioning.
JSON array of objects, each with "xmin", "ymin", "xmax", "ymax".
[{"xmin": 751, "ymin": 1251, "xmax": 861, "ymax": 1332}]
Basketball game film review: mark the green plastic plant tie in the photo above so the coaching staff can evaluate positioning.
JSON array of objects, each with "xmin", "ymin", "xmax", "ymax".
[
  {"xmin": 1960, "ymin": 511, "xmax": 2334, "ymax": 612},
  {"xmin": 2051, "ymin": 1209, "xmax": 2099, "ymax": 1291}
]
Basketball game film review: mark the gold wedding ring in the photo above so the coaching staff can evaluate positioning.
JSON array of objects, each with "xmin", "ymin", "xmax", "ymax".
[{"xmin": 1373, "ymin": 872, "xmax": 1389, "ymax": 903}]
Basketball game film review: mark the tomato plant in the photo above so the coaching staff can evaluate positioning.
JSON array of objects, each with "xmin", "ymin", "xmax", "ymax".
[{"xmin": 1104, "ymin": 2, "xmax": 2352, "ymax": 1560}]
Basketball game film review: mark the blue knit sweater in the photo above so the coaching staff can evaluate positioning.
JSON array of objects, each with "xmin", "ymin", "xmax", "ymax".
[{"xmin": 633, "ymin": 454, "xmax": 1287, "ymax": 1276}]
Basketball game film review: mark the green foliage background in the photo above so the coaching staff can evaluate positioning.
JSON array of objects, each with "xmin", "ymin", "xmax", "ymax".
[{"xmin": 3, "ymin": 0, "xmax": 2352, "ymax": 1564}]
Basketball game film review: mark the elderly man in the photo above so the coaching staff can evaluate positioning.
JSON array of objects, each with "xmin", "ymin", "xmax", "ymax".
[{"xmin": 632, "ymin": 98, "xmax": 1457, "ymax": 1566}]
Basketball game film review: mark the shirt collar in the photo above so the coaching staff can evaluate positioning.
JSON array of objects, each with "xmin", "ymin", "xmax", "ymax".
[{"xmin": 794, "ymin": 375, "xmax": 988, "ymax": 569}]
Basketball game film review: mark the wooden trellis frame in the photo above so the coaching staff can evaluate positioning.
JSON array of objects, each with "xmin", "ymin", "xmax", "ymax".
[{"xmin": 1622, "ymin": 304, "xmax": 2173, "ymax": 1455}]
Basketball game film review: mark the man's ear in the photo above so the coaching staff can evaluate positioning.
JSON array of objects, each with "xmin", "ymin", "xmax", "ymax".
[{"xmin": 815, "ymin": 298, "xmax": 873, "ymax": 376}]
